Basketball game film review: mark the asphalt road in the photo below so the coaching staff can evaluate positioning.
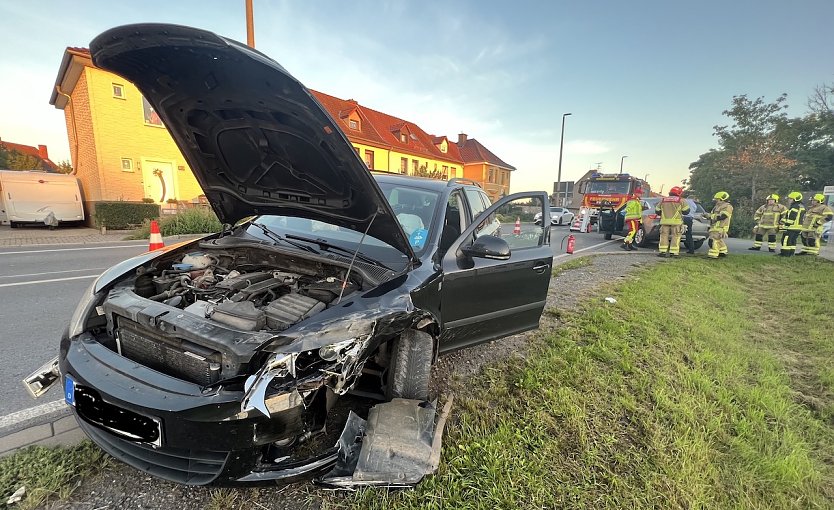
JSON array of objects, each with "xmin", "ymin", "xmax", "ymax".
[
  {"xmin": 0, "ymin": 242, "xmax": 150, "ymax": 416},
  {"xmin": 0, "ymin": 226, "xmax": 768, "ymax": 418}
]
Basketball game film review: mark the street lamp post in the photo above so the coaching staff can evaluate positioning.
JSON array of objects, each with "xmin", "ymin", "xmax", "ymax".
[
  {"xmin": 619, "ymin": 155, "xmax": 628, "ymax": 175},
  {"xmin": 556, "ymin": 113, "xmax": 572, "ymax": 206}
]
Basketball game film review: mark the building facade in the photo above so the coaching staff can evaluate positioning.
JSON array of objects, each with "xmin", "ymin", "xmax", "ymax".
[{"xmin": 50, "ymin": 47, "xmax": 516, "ymax": 210}]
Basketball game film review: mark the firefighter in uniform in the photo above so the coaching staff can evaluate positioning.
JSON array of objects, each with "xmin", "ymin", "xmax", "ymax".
[
  {"xmin": 705, "ymin": 191, "xmax": 733, "ymax": 259},
  {"xmin": 749, "ymin": 194, "xmax": 786, "ymax": 252},
  {"xmin": 654, "ymin": 186, "xmax": 689, "ymax": 257},
  {"xmin": 621, "ymin": 193, "xmax": 642, "ymax": 251},
  {"xmin": 779, "ymin": 192, "xmax": 805, "ymax": 257},
  {"xmin": 797, "ymin": 193, "xmax": 833, "ymax": 256}
]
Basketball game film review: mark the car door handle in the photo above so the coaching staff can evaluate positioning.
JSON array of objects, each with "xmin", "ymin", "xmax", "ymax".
[{"xmin": 532, "ymin": 262, "xmax": 550, "ymax": 273}]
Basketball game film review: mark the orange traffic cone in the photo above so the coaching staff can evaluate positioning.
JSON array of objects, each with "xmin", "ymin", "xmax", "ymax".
[
  {"xmin": 148, "ymin": 220, "xmax": 164, "ymax": 251},
  {"xmin": 513, "ymin": 217, "xmax": 521, "ymax": 235}
]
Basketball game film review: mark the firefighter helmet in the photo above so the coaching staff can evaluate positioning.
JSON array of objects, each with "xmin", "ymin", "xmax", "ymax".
[
  {"xmin": 767, "ymin": 194, "xmax": 779, "ymax": 201},
  {"xmin": 812, "ymin": 193, "xmax": 825, "ymax": 203},
  {"xmin": 713, "ymin": 191, "xmax": 730, "ymax": 201},
  {"xmin": 787, "ymin": 191, "xmax": 803, "ymax": 201},
  {"xmin": 669, "ymin": 186, "xmax": 683, "ymax": 197}
]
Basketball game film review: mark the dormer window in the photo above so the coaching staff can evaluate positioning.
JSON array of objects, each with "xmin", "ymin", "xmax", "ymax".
[
  {"xmin": 349, "ymin": 119, "xmax": 359, "ymax": 130},
  {"xmin": 400, "ymin": 133, "xmax": 407, "ymax": 143}
]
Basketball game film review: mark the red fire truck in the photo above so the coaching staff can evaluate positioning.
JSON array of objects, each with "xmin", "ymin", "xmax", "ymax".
[{"xmin": 578, "ymin": 173, "xmax": 650, "ymax": 223}]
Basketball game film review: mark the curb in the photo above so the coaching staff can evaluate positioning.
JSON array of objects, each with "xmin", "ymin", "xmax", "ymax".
[{"xmin": 0, "ymin": 401, "xmax": 84, "ymax": 457}]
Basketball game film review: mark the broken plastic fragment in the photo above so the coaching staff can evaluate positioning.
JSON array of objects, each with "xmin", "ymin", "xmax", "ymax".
[
  {"xmin": 604, "ymin": 297, "xmax": 617, "ymax": 304},
  {"xmin": 6, "ymin": 486, "xmax": 25, "ymax": 505}
]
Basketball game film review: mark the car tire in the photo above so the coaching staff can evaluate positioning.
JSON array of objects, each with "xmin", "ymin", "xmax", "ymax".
[
  {"xmin": 693, "ymin": 239, "xmax": 704, "ymax": 250},
  {"xmin": 534, "ymin": 219, "xmax": 541, "ymax": 226},
  {"xmin": 635, "ymin": 227, "xmax": 649, "ymax": 247},
  {"xmin": 386, "ymin": 329, "xmax": 433, "ymax": 401},
  {"xmin": 9, "ymin": 221, "xmax": 18, "ymax": 229},
  {"xmin": 604, "ymin": 232, "xmax": 612, "ymax": 240}
]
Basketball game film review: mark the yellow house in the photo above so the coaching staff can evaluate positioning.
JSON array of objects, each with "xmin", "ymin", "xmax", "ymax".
[
  {"xmin": 49, "ymin": 47, "xmax": 202, "ymax": 207},
  {"xmin": 48, "ymin": 47, "xmax": 516, "ymax": 214},
  {"xmin": 456, "ymin": 134, "xmax": 515, "ymax": 203}
]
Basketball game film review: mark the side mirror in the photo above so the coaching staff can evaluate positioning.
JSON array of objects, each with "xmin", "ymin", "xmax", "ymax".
[
  {"xmin": 641, "ymin": 203, "xmax": 649, "ymax": 211},
  {"xmin": 461, "ymin": 235, "xmax": 511, "ymax": 260}
]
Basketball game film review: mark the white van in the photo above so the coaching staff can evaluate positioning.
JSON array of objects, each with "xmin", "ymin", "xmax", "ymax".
[{"xmin": 0, "ymin": 170, "xmax": 85, "ymax": 227}]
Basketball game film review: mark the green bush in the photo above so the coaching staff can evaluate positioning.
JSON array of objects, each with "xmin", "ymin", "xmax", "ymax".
[
  {"xmin": 94, "ymin": 202, "xmax": 160, "ymax": 229},
  {"xmin": 129, "ymin": 207, "xmax": 222, "ymax": 239}
]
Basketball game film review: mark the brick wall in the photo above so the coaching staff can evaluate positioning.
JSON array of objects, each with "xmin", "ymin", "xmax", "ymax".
[{"xmin": 65, "ymin": 71, "xmax": 102, "ymax": 203}]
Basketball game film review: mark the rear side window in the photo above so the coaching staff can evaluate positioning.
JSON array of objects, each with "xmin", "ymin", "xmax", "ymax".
[{"xmin": 464, "ymin": 188, "xmax": 486, "ymax": 220}]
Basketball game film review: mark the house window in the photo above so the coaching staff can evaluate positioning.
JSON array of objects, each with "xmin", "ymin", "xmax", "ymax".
[
  {"xmin": 121, "ymin": 158, "xmax": 133, "ymax": 172},
  {"xmin": 400, "ymin": 133, "xmax": 407, "ymax": 143},
  {"xmin": 142, "ymin": 96, "xmax": 163, "ymax": 126},
  {"xmin": 488, "ymin": 168, "xmax": 494, "ymax": 183},
  {"xmin": 442, "ymin": 165, "xmax": 448, "ymax": 180},
  {"xmin": 412, "ymin": 159, "xmax": 419, "ymax": 173},
  {"xmin": 112, "ymin": 83, "xmax": 125, "ymax": 99},
  {"xmin": 400, "ymin": 157, "xmax": 408, "ymax": 174},
  {"xmin": 349, "ymin": 119, "xmax": 359, "ymax": 130},
  {"xmin": 450, "ymin": 167, "xmax": 457, "ymax": 178},
  {"xmin": 364, "ymin": 150, "xmax": 374, "ymax": 169},
  {"xmin": 501, "ymin": 171, "xmax": 506, "ymax": 185}
]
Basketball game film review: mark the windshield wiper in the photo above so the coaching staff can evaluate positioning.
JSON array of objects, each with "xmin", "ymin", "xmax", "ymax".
[
  {"xmin": 284, "ymin": 234, "xmax": 392, "ymax": 271},
  {"xmin": 249, "ymin": 222, "xmax": 320, "ymax": 254}
]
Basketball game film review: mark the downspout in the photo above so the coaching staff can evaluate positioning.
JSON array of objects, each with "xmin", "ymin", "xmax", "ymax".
[{"xmin": 54, "ymin": 86, "xmax": 79, "ymax": 176}]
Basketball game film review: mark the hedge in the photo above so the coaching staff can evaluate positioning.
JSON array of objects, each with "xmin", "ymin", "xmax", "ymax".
[{"xmin": 94, "ymin": 202, "xmax": 161, "ymax": 229}]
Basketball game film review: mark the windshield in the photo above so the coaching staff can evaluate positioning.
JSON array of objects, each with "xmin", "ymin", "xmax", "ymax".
[
  {"xmin": 588, "ymin": 180, "xmax": 631, "ymax": 194},
  {"xmin": 242, "ymin": 182, "xmax": 439, "ymax": 268}
]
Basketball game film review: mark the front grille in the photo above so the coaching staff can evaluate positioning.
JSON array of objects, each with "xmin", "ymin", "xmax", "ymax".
[
  {"xmin": 116, "ymin": 319, "xmax": 221, "ymax": 385},
  {"xmin": 78, "ymin": 418, "xmax": 228, "ymax": 485}
]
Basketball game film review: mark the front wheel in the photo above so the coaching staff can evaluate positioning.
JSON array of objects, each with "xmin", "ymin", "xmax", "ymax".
[
  {"xmin": 693, "ymin": 239, "xmax": 705, "ymax": 250},
  {"xmin": 386, "ymin": 329, "xmax": 433, "ymax": 401},
  {"xmin": 635, "ymin": 227, "xmax": 649, "ymax": 247}
]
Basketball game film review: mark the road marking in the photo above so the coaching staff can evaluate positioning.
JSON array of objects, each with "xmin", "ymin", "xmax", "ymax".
[
  {"xmin": 0, "ymin": 267, "xmax": 105, "ymax": 279},
  {"xmin": 0, "ymin": 274, "xmax": 98, "ymax": 288},
  {"xmin": 553, "ymin": 239, "xmax": 619, "ymax": 260},
  {"xmin": 0, "ymin": 244, "xmax": 145, "ymax": 256}
]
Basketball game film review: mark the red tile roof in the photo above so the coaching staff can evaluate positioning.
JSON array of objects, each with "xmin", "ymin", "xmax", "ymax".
[
  {"xmin": 457, "ymin": 138, "xmax": 516, "ymax": 171},
  {"xmin": 310, "ymin": 90, "xmax": 463, "ymax": 165},
  {"xmin": 0, "ymin": 140, "xmax": 59, "ymax": 171}
]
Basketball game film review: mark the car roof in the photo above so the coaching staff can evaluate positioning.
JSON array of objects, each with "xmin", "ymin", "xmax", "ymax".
[{"xmin": 371, "ymin": 172, "xmax": 480, "ymax": 193}]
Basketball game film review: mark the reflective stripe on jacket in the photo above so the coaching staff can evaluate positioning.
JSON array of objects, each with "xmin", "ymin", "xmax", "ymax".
[
  {"xmin": 709, "ymin": 202, "xmax": 733, "ymax": 233},
  {"xmin": 803, "ymin": 204, "xmax": 834, "ymax": 232},
  {"xmin": 624, "ymin": 199, "xmax": 642, "ymax": 221},
  {"xmin": 781, "ymin": 202, "xmax": 805, "ymax": 231},
  {"xmin": 655, "ymin": 196, "xmax": 690, "ymax": 226},
  {"xmin": 754, "ymin": 203, "xmax": 786, "ymax": 229}
]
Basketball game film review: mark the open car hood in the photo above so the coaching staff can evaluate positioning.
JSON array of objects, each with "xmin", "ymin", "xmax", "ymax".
[{"xmin": 89, "ymin": 24, "xmax": 416, "ymax": 261}]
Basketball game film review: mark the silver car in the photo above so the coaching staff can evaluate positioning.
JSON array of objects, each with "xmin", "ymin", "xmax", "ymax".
[{"xmin": 534, "ymin": 206, "xmax": 575, "ymax": 226}]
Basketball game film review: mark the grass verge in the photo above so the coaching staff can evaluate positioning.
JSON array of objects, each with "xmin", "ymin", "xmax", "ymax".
[
  {"xmin": 0, "ymin": 441, "xmax": 108, "ymax": 509},
  {"xmin": 332, "ymin": 255, "xmax": 834, "ymax": 509},
  {"xmin": 552, "ymin": 255, "xmax": 592, "ymax": 276}
]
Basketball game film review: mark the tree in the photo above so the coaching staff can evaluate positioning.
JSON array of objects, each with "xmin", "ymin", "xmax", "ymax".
[
  {"xmin": 412, "ymin": 163, "xmax": 443, "ymax": 180},
  {"xmin": 0, "ymin": 144, "xmax": 8, "ymax": 169},
  {"xmin": 5, "ymin": 149, "xmax": 44, "ymax": 171},
  {"xmin": 56, "ymin": 160, "xmax": 74, "ymax": 174},
  {"xmin": 710, "ymin": 94, "xmax": 796, "ymax": 204}
]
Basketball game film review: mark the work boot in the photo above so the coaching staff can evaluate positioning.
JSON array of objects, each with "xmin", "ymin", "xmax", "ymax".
[
  {"xmin": 657, "ymin": 252, "xmax": 667, "ymax": 258},
  {"xmin": 768, "ymin": 248, "xmax": 775, "ymax": 252},
  {"xmin": 630, "ymin": 245, "xmax": 638, "ymax": 251},
  {"xmin": 718, "ymin": 253, "xmax": 727, "ymax": 258},
  {"xmin": 796, "ymin": 252, "xmax": 809, "ymax": 256},
  {"xmin": 620, "ymin": 243, "xmax": 629, "ymax": 251},
  {"xmin": 748, "ymin": 246, "xmax": 760, "ymax": 251}
]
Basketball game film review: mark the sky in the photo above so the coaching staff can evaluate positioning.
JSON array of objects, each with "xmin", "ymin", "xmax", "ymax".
[{"xmin": 1, "ymin": 0, "xmax": 832, "ymax": 195}]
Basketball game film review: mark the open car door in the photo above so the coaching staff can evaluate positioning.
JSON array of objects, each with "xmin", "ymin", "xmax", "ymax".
[{"xmin": 438, "ymin": 192, "xmax": 552, "ymax": 353}]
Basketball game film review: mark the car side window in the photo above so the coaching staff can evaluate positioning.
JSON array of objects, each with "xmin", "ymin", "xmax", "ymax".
[
  {"xmin": 439, "ymin": 191, "xmax": 464, "ymax": 256},
  {"xmin": 464, "ymin": 188, "xmax": 486, "ymax": 222},
  {"xmin": 493, "ymin": 196, "xmax": 546, "ymax": 249}
]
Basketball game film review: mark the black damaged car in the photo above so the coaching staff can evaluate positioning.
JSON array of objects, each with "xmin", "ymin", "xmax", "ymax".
[{"xmin": 26, "ymin": 24, "xmax": 553, "ymax": 485}]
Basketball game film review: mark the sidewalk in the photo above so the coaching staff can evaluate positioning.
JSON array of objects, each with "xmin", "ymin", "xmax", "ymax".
[{"xmin": 0, "ymin": 225, "xmax": 135, "ymax": 246}]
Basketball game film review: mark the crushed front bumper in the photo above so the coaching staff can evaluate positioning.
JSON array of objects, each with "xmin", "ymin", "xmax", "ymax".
[{"xmin": 60, "ymin": 333, "xmax": 337, "ymax": 485}]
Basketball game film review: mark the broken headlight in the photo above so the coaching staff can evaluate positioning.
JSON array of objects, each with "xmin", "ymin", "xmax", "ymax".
[
  {"xmin": 318, "ymin": 339, "xmax": 357, "ymax": 362},
  {"xmin": 68, "ymin": 279, "xmax": 105, "ymax": 338}
]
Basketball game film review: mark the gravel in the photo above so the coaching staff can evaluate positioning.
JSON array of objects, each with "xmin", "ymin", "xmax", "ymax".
[{"xmin": 39, "ymin": 253, "xmax": 658, "ymax": 510}]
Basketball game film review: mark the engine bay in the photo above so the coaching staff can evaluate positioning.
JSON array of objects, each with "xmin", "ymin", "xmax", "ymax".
[{"xmin": 129, "ymin": 247, "xmax": 360, "ymax": 333}]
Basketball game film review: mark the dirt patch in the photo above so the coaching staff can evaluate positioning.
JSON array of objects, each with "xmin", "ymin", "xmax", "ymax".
[{"xmin": 38, "ymin": 253, "xmax": 658, "ymax": 510}]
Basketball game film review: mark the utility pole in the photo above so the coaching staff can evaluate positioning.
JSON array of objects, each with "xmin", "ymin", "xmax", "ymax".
[
  {"xmin": 555, "ymin": 112, "xmax": 572, "ymax": 206},
  {"xmin": 245, "ymin": 0, "xmax": 256, "ymax": 48}
]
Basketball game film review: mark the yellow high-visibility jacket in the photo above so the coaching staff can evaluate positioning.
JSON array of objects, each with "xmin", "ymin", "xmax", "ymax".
[
  {"xmin": 754, "ymin": 203, "xmax": 786, "ymax": 229},
  {"xmin": 654, "ymin": 196, "xmax": 690, "ymax": 226}
]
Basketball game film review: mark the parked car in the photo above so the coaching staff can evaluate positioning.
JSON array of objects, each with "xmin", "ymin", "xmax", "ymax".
[
  {"xmin": 29, "ymin": 24, "xmax": 553, "ymax": 486},
  {"xmin": 534, "ymin": 206, "xmax": 575, "ymax": 226},
  {"xmin": 600, "ymin": 197, "xmax": 709, "ymax": 249},
  {"xmin": 823, "ymin": 220, "xmax": 831, "ymax": 242}
]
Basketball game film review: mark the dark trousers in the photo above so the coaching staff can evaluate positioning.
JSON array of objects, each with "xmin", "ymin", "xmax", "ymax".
[
  {"xmin": 683, "ymin": 216, "xmax": 694, "ymax": 252},
  {"xmin": 780, "ymin": 230, "xmax": 801, "ymax": 256}
]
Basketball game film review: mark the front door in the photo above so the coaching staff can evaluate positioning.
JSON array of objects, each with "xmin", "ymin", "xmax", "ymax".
[
  {"xmin": 141, "ymin": 159, "xmax": 176, "ymax": 203},
  {"xmin": 438, "ymin": 192, "xmax": 552, "ymax": 353}
]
